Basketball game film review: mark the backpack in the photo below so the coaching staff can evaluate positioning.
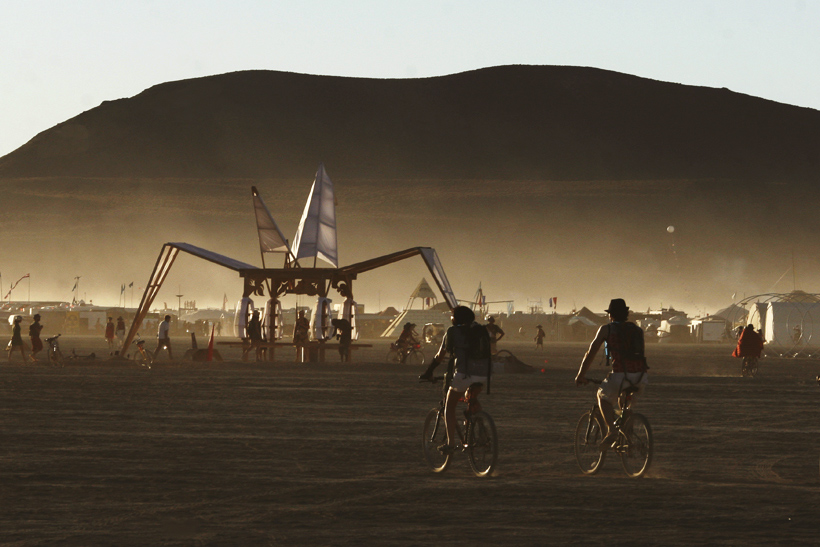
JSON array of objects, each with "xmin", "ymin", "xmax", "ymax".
[
  {"xmin": 605, "ymin": 322, "xmax": 648, "ymax": 373},
  {"xmin": 468, "ymin": 322, "xmax": 491, "ymax": 361}
]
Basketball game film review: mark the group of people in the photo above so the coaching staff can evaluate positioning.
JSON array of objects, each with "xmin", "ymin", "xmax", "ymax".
[
  {"xmin": 417, "ymin": 298, "xmax": 650, "ymax": 456},
  {"xmin": 244, "ymin": 309, "xmax": 354, "ymax": 363},
  {"xmin": 6, "ymin": 314, "xmax": 43, "ymax": 363},
  {"xmin": 103, "ymin": 316, "xmax": 128, "ymax": 355}
]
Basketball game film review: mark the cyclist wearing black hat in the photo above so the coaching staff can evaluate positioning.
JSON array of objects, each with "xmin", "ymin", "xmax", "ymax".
[{"xmin": 575, "ymin": 298, "xmax": 648, "ymax": 449}]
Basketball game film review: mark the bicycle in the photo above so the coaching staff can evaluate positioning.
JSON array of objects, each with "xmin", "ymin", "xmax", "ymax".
[
  {"xmin": 387, "ymin": 342, "xmax": 426, "ymax": 365},
  {"xmin": 420, "ymin": 376, "xmax": 497, "ymax": 477},
  {"xmin": 741, "ymin": 356, "xmax": 758, "ymax": 377},
  {"xmin": 45, "ymin": 334, "xmax": 64, "ymax": 366},
  {"xmin": 132, "ymin": 334, "xmax": 153, "ymax": 368},
  {"xmin": 574, "ymin": 378, "xmax": 653, "ymax": 478}
]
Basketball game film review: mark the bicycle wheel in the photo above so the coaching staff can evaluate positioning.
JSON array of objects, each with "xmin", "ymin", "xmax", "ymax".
[
  {"xmin": 50, "ymin": 349, "xmax": 64, "ymax": 367},
  {"xmin": 620, "ymin": 413, "xmax": 653, "ymax": 478},
  {"xmin": 574, "ymin": 410, "xmax": 606, "ymax": 475},
  {"xmin": 746, "ymin": 357, "xmax": 758, "ymax": 377},
  {"xmin": 467, "ymin": 411, "xmax": 498, "ymax": 477},
  {"xmin": 406, "ymin": 349, "xmax": 426, "ymax": 366},
  {"xmin": 134, "ymin": 349, "xmax": 153, "ymax": 367},
  {"xmin": 422, "ymin": 408, "xmax": 451, "ymax": 473},
  {"xmin": 386, "ymin": 348, "xmax": 401, "ymax": 364}
]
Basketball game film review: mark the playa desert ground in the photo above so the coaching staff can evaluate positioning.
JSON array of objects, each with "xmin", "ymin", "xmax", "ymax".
[{"xmin": 2, "ymin": 338, "xmax": 820, "ymax": 545}]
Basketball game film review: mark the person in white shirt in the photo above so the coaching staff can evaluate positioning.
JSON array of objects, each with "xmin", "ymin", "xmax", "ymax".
[{"xmin": 155, "ymin": 314, "xmax": 173, "ymax": 360}]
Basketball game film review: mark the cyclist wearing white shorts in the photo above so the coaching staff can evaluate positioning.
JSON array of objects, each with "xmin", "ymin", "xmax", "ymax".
[
  {"xmin": 419, "ymin": 305, "xmax": 491, "ymax": 453},
  {"xmin": 575, "ymin": 298, "xmax": 648, "ymax": 448}
]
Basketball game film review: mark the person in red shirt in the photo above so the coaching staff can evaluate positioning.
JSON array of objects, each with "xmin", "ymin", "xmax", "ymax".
[{"xmin": 732, "ymin": 324, "xmax": 764, "ymax": 359}]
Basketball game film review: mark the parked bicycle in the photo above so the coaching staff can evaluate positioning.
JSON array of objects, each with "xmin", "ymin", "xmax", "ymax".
[
  {"xmin": 45, "ymin": 334, "xmax": 64, "ymax": 366},
  {"xmin": 741, "ymin": 356, "xmax": 758, "ymax": 377},
  {"xmin": 132, "ymin": 334, "xmax": 153, "ymax": 368},
  {"xmin": 420, "ymin": 375, "xmax": 497, "ymax": 477},
  {"xmin": 574, "ymin": 378, "xmax": 653, "ymax": 478},
  {"xmin": 387, "ymin": 342, "xmax": 426, "ymax": 365}
]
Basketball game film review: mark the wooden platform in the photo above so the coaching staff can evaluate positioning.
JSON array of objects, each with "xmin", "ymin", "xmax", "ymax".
[{"xmin": 216, "ymin": 340, "xmax": 372, "ymax": 363}]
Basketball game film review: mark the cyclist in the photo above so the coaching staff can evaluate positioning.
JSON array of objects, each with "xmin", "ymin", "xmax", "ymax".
[
  {"xmin": 395, "ymin": 322, "xmax": 419, "ymax": 364},
  {"xmin": 419, "ymin": 306, "xmax": 491, "ymax": 454},
  {"xmin": 575, "ymin": 298, "xmax": 648, "ymax": 449},
  {"xmin": 732, "ymin": 324, "xmax": 764, "ymax": 360}
]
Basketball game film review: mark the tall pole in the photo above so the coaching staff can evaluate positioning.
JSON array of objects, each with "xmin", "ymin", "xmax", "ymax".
[
  {"xmin": 176, "ymin": 286, "xmax": 183, "ymax": 334},
  {"xmin": 792, "ymin": 249, "xmax": 796, "ymax": 291}
]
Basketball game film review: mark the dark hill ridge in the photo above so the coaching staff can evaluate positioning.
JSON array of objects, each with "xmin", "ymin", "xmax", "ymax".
[{"xmin": 2, "ymin": 65, "xmax": 819, "ymax": 181}]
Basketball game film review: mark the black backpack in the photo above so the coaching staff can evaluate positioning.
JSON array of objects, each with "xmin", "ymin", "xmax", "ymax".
[{"xmin": 468, "ymin": 323, "xmax": 491, "ymax": 360}]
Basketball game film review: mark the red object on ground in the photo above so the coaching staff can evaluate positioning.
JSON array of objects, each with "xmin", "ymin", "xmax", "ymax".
[{"xmin": 207, "ymin": 325, "xmax": 215, "ymax": 361}]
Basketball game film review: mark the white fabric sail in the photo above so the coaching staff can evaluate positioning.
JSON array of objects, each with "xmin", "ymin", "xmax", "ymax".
[
  {"xmin": 292, "ymin": 164, "xmax": 338, "ymax": 268},
  {"xmin": 252, "ymin": 187, "xmax": 290, "ymax": 254}
]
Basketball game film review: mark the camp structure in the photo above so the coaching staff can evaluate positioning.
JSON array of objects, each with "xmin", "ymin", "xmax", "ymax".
[
  {"xmin": 381, "ymin": 278, "xmax": 451, "ymax": 338},
  {"xmin": 734, "ymin": 291, "xmax": 820, "ymax": 357},
  {"xmin": 120, "ymin": 165, "xmax": 458, "ymax": 357}
]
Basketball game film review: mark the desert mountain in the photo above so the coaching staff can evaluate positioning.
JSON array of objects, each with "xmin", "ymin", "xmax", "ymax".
[
  {"xmin": 2, "ymin": 65, "xmax": 819, "ymax": 181},
  {"xmin": 2, "ymin": 65, "xmax": 820, "ymax": 313}
]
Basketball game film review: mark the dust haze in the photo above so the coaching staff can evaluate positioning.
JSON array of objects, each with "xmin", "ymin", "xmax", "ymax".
[
  {"xmin": 2, "ymin": 66, "xmax": 820, "ymax": 315},
  {"xmin": 3, "ymin": 174, "xmax": 819, "ymax": 315}
]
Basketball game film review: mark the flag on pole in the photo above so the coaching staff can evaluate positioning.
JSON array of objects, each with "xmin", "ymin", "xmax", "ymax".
[
  {"xmin": 222, "ymin": 293, "xmax": 228, "ymax": 311},
  {"xmin": 549, "ymin": 298, "xmax": 553, "ymax": 308},
  {"xmin": 72, "ymin": 280, "xmax": 78, "ymax": 291},
  {"xmin": 120, "ymin": 284, "xmax": 126, "ymax": 294},
  {"xmin": 129, "ymin": 282, "xmax": 134, "ymax": 288},
  {"xmin": 553, "ymin": 297, "xmax": 558, "ymax": 308}
]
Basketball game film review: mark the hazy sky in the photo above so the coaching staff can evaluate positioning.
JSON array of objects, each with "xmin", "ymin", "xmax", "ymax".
[{"xmin": 2, "ymin": 0, "xmax": 818, "ymax": 158}]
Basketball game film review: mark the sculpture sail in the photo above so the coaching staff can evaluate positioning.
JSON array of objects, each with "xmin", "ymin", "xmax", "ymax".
[
  {"xmin": 252, "ymin": 186, "xmax": 291, "ymax": 254},
  {"xmin": 292, "ymin": 163, "xmax": 338, "ymax": 268}
]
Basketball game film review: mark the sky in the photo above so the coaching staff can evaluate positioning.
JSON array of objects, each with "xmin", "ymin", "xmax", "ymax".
[{"xmin": 2, "ymin": 0, "xmax": 819, "ymax": 158}]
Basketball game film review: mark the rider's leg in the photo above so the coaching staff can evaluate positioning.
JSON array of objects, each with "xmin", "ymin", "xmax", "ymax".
[
  {"xmin": 597, "ymin": 392, "xmax": 617, "ymax": 437},
  {"xmin": 444, "ymin": 386, "xmax": 461, "ymax": 447}
]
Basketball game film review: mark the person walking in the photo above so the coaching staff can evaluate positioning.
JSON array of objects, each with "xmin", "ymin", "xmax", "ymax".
[
  {"xmin": 29, "ymin": 314, "xmax": 44, "ymax": 362},
  {"xmin": 155, "ymin": 315, "xmax": 173, "ymax": 360},
  {"xmin": 7, "ymin": 316, "xmax": 28, "ymax": 363}
]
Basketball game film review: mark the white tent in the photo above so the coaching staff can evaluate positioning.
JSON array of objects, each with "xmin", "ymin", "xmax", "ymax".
[{"xmin": 763, "ymin": 301, "xmax": 820, "ymax": 354}]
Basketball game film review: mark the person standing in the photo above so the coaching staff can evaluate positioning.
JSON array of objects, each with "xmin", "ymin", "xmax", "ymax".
[
  {"xmin": 7, "ymin": 316, "xmax": 28, "ymax": 363},
  {"xmin": 332, "ymin": 318, "xmax": 353, "ymax": 362},
  {"xmin": 155, "ymin": 315, "xmax": 173, "ymax": 360},
  {"xmin": 115, "ymin": 317, "xmax": 126, "ymax": 352},
  {"xmin": 485, "ymin": 316, "xmax": 505, "ymax": 355},
  {"xmin": 29, "ymin": 314, "xmax": 44, "ymax": 362},
  {"xmin": 105, "ymin": 317, "xmax": 116, "ymax": 355},
  {"xmin": 534, "ymin": 324, "xmax": 546, "ymax": 349},
  {"xmin": 244, "ymin": 310, "xmax": 263, "ymax": 362},
  {"xmin": 293, "ymin": 310, "xmax": 310, "ymax": 362}
]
